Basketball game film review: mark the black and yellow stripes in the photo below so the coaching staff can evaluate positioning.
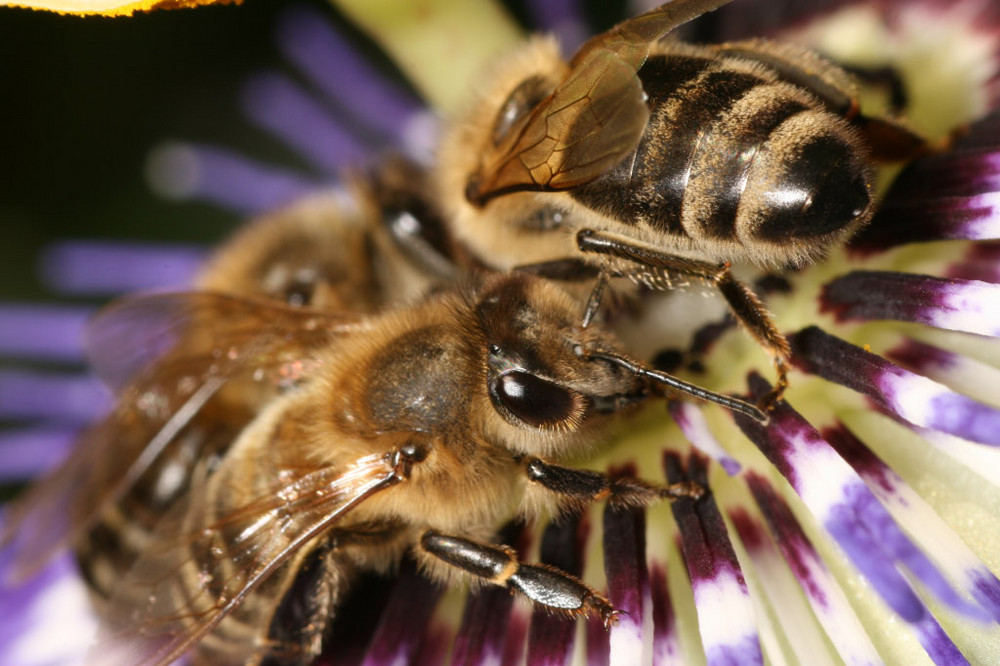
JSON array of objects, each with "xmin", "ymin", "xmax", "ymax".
[{"xmin": 570, "ymin": 45, "xmax": 867, "ymax": 248}]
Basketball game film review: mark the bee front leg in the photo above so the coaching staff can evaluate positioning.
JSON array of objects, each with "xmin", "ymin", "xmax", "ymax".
[
  {"xmin": 576, "ymin": 228, "xmax": 791, "ymax": 411},
  {"xmin": 521, "ymin": 456, "xmax": 703, "ymax": 513},
  {"xmin": 418, "ymin": 531, "xmax": 619, "ymax": 628},
  {"xmin": 581, "ymin": 270, "xmax": 610, "ymax": 329}
]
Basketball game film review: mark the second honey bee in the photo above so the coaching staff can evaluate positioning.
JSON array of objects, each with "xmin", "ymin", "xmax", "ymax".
[
  {"xmin": 1, "ymin": 155, "xmax": 463, "ymax": 608},
  {"xmin": 437, "ymin": 0, "xmax": 929, "ymax": 409}
]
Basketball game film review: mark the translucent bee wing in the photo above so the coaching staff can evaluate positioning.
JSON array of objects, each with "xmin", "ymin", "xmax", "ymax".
[
  {"xmin": 0, "ymin": 420, "xmax": 99, "ymax": 571},
  {"xmin": 1, "ymin": 293, "xmax": 366, "ymax": 579},
  {"xmin": 85, "ymin": 290, "xmax": 363, "ymax": 393},
  {"xmin": 90, "ymin": 450, "xmax": 406, "ymax": 666},
  {"xmin": 469, "ymin": 0, "xmax": 732, "ymax": 203},
  {"xmin": 468, "ymin": 43, "xmax": 649, "ymax": 202},
  {"xmin": 568, "ymin": 0, "xmax": 731, "ymax": 68}
]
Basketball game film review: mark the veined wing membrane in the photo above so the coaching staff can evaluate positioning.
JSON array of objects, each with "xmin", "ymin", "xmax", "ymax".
[
  {"xmin": 468, "ymin": 0, "xmax": 733, "ymax": 203},
  {"xmin": 1, "ymin": 293, "xmax": 366, "ymax": 579},
  {"xmin": 91, "ymin": 450, "xmax": 406, "ymax": 666},
  {"xmin": 85, "ymin": 291, "xmax": 363, "ymax": 393}
]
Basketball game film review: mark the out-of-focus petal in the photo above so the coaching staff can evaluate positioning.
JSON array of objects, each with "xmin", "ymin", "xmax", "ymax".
[
  {"xmin": 240, "ymin": 72, "xmax": 372, "ymax": 173},
  {"xmin": 853, "ymin": 192, "xmax": 1000, "ymax": 248},
  {"xmin": 886, "ymin": 337, "xmax": 1000, "ymax": 406},
  {"xmin": 741, "ymin": 474, "xmax": 883, "ymax": 665},
  {"xmin": 648, "ymin": 563, "xmax": 682, "ymax": 665},
  {"xmin": 525, "ymin": 517, "xmax": 588, "ymax": 665},
  {"xmin": 850, "ymin": 111, "xmax": 1000, "ymax": 251},
  {"xmin": 0, "ymin": 427, "xmax": 76, "ymax": 481},
  {"xmin": 0, "ymin": 370, "xmax": 110, "ymax": 423},
  {"xmin": 734, "ymin": 374, "xmax": 990, "ymax": 627},
  {"xmin": 735, "ymin": 419, "xmax": 972, "ymax": 664},
  {"xmin": 946, "ymin": 242, "xmax": 1000, "ymax": 283},
  {"xmin": 525, "ymin": 0, "xmax": 588, "ymax": 53},
  {"xmin": 728, "ymin": 507, "xmax": 839, "ymax": 666},
  {"xmin": 450, "ymin": 523, "xmax": 526, "ymax": 666},
  {"xmin": 603, "ymin": 500, "xmax": 650, "ymax": 666},
  {"xmin": 670, "ymin": 402, "xmax": 742, "ymax": 475},
  {"xmin": 146, "ymin": 142, "xmax": 325, "ymax": 215},
  {"xmin": 0, "ymin": 547, "xmax": 96, "ymax": 666},
  {"xmin": 450, "ymin": 585, "xmax": 516, "ymax": 666},
  {"xmin": 824, "ymin": 423, "xmax": 1000, "ymax": 623},
  {"xmin": 275, "ymin": 6, "xmax": 424, "ymax": 146},
  {"xmin": 359, "ymin": 561, "xmax": 443, "ymax": 666},
  {"xmin": 40, "ymin": 241, "xmax": 205, "ymax": 297},
  {"xmin": 823, "ymin": 271, "xmax": 1000, "ymax": 337},
  {"xmin": 0, "ymin": 305, "xmax": 92, "ymax": 363}
]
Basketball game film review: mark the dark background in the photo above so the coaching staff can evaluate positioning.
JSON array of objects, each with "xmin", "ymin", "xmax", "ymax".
[
  {"xmin": 0, "ymin": 0, "xmax": 637, "ymax": 303},
  {"xmin": 0, "ymin": 0, "xmax": 366, "ymax": 302}
]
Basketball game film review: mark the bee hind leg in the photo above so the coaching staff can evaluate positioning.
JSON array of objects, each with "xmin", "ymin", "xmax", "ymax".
[
  {"xmin": 576, "ymin": 229, "xmax": 790, "ymax": 412},
  {"xmin": 418, "ymin": 531, "xmax": 619, "ymax": 628}
]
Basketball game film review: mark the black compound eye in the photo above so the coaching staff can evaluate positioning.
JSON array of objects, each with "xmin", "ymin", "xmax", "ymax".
[
  {"xmin": 280, "ymin": 267, "xmax": 321, "ymax": 307},
  {"xmin": 489, "ymin": 370, "xmax": 578, "ymax": 428},
  {"xmin": 283, "ymin": 278, "xmax": 315, "ymax": 307}
]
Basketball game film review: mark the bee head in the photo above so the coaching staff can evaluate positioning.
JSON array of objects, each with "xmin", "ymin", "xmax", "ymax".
[{"xmin": 474, "ymin": 274, "xmax": 646, "ymax": 452}]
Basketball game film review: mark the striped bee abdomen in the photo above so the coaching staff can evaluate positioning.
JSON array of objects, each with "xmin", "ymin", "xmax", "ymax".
[
  {"xmin": 74, "ymin": 411, "xmax": 243, "ymax": 600},
  {"xmin": 570, "ymin": 45, "xmax": 873, "ymax": 258}
]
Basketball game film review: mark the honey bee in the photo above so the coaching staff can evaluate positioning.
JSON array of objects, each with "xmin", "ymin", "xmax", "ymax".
[
  {"xmin": 22, "ymin": 273, "xmax": 731, "ymax": 666},
  {"xmin": 0, "ymin": 155, "xmax": 462, "ymax": 594},
  {"xmin": 3, "ymin": 142, "xmax": 764, "ymax": 662},
  {"xmin": 436, "ymin": 0, "xmax": 929, "ymax": 410}
]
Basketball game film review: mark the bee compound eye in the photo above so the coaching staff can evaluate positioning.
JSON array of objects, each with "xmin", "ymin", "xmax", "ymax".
[
  {"xmin": 282, "ymin": 268, "xmax": 321, "ymax": 307},
  {"xmin": 489, "ymin": 370, "xmax": 578, "ymax": 428}
]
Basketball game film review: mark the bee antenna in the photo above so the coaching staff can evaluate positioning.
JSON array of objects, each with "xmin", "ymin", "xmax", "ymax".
[{"xmin": 576, "ymin": 347, "xmax": 767, "ymax": 422}]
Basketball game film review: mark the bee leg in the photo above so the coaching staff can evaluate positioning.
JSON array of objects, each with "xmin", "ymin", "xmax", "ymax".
[
  {"xmin": 514, "ymin": 258, "xmax": 603, "ymax": 283},
  {"xmin": 419, "ymin": 531, "xmax": 619, "ymax": 628},
  {"xmin": 576, "ymin": 228, "xmax": 790, "ymax": 411},
  {"xmin": 581, "ymin": 271, "xmax": 609, "ymax": 329},
  {"xmin": 260, "ymin": 542, "xmax": 344, "ymax": 665},
  {"xmin": 828, "ymin": 65, "xmax": 939, "ymax": 161},
  {"xmin": 838, "ymin": 63, "xmax": 909, "ymax": 113},
  {"xmin": 514, "ymin": 261, "xmax": 632, "ymax": 328},
  {"xmin": 852, "ymin": 114, "xmax": 936, "ymax": 162},
  {"xmin": 521, "ymin": 457, "xmax": 703, "ymax": 512}
]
